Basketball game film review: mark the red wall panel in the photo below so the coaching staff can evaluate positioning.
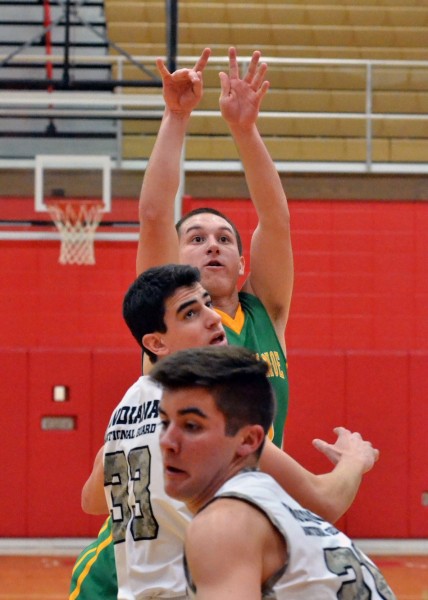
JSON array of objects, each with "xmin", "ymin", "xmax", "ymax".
[
  {"xmin": 284, "ymin": 351, "xmax": 347, "ymax": 463},
  {"xmin": 283, "ymin": 351, "xmax": 347, "ymax": 531},
  {"xmin": 344, "ymin": 352, "xmax": 409, "ymax": 538},
  {"xmin": 27, "ymin": 349, "xmax": 94, "ymax": 536},
  {"xmin": 409, "ymin": 353, "xmax": 428, "ymax": 537},
  {"xmin": 0, "ymin": 240, "xmax": 137, "ymax": 349},
  {"xmin": 0, "ymin": 196, "xmax": 427, "ymax": 538},
  {"xmin": 1, "ymin": 198, "xmax": 427, "ymax": 353},
  {"xmin": 0, "ymin": 350, "xmax": 28, "ymax": 536},
  {"xmin": 91, "ymin": 349, "xmax": 142, "ymax": 451}
]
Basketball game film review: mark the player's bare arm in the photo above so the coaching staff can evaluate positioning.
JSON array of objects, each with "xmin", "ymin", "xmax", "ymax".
[
  {"xmin": 185, "ymin": 499, "xmax": 285, "ymax": 600},
  {"xmin": 81, "ymin": 445, "xmax": 108, "ymax": 515},
  {"xmin": 137, "ymin": 48, "xmax": 211, "ymax": 275},
  {"xmin": 259, "ymin": 428, "xmax": 379, "ymax": 523},
  {"xmin": 219, "ymin": 48, "xmax": 293, "ymax": 343}
]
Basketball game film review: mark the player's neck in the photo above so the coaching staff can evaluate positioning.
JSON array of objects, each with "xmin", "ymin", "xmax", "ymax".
[
  {"xmin": 188, "ymin": 456, "xmax": 256, "ymax": 514},
  {"xmin": 211, "ymin": 290, "xmax": 240, "ymax": 319}
]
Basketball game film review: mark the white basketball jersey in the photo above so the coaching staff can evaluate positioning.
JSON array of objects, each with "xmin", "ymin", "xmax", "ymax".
[
  {"xmin": 103, "ymin": 376, "xmax": 191, "ymax": 599},
  {"xmin": 185, "ymin": 470, "xmax": 396, "ymax": 600}
]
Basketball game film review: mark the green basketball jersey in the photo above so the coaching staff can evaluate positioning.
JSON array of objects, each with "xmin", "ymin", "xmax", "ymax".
[{"xmin": 216, "ymin": 292, "xmax": 289, "ymax": 448}]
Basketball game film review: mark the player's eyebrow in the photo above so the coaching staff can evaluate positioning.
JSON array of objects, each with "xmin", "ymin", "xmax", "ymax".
[
  {"xmin": 177, "ymin": 407, "xmax": 208, "ymax": 419},
  {"xmin": 159, "ymin": 406, "xmax": 208, "ymax": 419},
  {"xmin": 176, "ymin": 291, "xmax": 211, "ymax": 316},
  {"xmin": 184, "ymin": 224, "xmax": 233, "ymax": 235}
]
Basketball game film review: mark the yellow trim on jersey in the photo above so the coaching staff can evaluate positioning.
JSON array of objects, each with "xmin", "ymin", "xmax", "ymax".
[
  {"xmin": 71, "ymin": 545, "xmax": 97, "ymax": 574},
  {"xmin": 214, "ymin": 303, "xmax": 245, "ymax": 334},
  {"xmin": 71, "ymin": 518, "xmax": 111, "ymax": 575},
  {"xmin": 69, "ymin": 521, "xmax": 113, "ymax": 600},
  {"xmin": 214, "ymin": 303, "xmax": 275, "ymax": 443}
]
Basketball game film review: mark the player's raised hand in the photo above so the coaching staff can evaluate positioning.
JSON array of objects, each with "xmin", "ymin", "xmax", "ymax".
[
  {"xmin": 157, "ymin": 47, "xmax": 211, "ymax": 116},
  {"xmin": 219, "ymin": 47, "xmax": 270, "ymax": 129}
]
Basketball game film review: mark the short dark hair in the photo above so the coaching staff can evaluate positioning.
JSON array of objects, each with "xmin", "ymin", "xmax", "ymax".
[
  {"xmin": 123, "ymin": 264, "xmax": 201, "ymax": 362},
  {"xmin": 150, "ymin": 346, "xmax": 275, "ymax": 453},
  {"xmin": 175, "ymin": 207, "xmax": 243, "ymax": 255}
]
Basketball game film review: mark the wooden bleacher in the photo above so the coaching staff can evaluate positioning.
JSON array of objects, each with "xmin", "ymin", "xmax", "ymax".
[{"xmin": 104, "ymin": 0, "xmax": 428, "ymax": 164}]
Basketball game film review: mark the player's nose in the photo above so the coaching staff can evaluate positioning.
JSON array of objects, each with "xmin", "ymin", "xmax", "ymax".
[
  {"xmin": 205, "ymin": 305, "xmax": 222, "ymax": 326},
  {"xmin": 160, "ymin": 423, "xmax": 180, "ymax": 453},
  {"xmin": 206, "ymin": 235, "xmax": 220, "ymax": 252}
]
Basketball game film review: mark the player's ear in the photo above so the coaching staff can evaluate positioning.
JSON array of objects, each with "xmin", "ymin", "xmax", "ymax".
[
  {"xmin": 238, "ymin": 255, "xmax": 245, "ymax": 276},
  {"xmin": 236, "ymin": 424, "xmax": 265, "ymax": 458},
  {"xmin": 142, "ymin": 332, "xmax": 169, "ymax": 359}
]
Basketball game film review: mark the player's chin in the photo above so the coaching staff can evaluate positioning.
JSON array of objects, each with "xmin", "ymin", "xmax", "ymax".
[{"xmin": 163, "ymin": 478, "xmax": 187, "ymax": 502}]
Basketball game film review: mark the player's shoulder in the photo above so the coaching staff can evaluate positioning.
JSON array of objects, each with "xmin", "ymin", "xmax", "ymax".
[
  {"xmin": 196, "ymin": 496, "xmax": 267, "ymax": 537},
  {"xmin": 188, "ymin": 497, "xmax": 272, "ymax": 565}
]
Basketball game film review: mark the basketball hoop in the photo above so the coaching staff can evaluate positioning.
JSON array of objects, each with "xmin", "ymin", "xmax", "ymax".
[{"xmin": 47, "ymin": 199, "xmax": 104, "ymax": 265}]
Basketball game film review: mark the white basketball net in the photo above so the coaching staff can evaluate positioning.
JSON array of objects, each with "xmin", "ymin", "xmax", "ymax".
[{"xmin": 47, "ymin": 201, "xmax": 103, "ymax": 265}]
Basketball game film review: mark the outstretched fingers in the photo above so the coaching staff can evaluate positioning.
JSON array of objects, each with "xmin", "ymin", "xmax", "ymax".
[
  {"xmin": 228, "ymin": 46, "xmax": 239, "ymax": 79},
  {"xmin": 194, "ymin": 47, "xmax": 211, "ymax": 74},
  {"xmin": 312, "ymin": 437, "xmax": 341, "ymax": 465},
  {"xmin": 256, "ymin": 79, "xmax": 270, "ymax": 103},
  {"xmin": 312, "ymin": 426, "xmax": 380, "ymax": 469},
  {"xmin": 243, "ymin": 50, "xmax": 262, "ymax": 83},
  {"xmin": 243, "ymin": 51, "xmax": 270, "ymax": 99},
  {"xmin": 156, "ymin": 57, "xmax": 171, "ymax": 81}
]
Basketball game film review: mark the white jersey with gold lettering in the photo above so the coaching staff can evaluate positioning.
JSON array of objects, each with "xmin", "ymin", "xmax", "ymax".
[
  {"xmin": 103, "ymin": 376, "xmax": 191, "ymax": 600},
  {"xmin": 185, "ymin": 470, "xmax": 396, "ymax": 600}
]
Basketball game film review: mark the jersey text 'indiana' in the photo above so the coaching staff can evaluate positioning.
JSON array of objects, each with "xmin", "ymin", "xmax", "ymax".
[{"xmin": 107, "ymin": 399, "xmax": 160, "ymax": 428}]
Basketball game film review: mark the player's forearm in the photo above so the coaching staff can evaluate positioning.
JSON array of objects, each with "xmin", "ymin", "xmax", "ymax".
[
  {"xmin": 81, "ymin": 447, "xmax": 108, "ymax": 515},
  {"xmin": 81, "ymin": 479, "xmax": 108, "ymax": 515},
  {"xmin": 138, "ymin": 109, "xmax": 189, "ymax": 224},
  {"xmin": 136, "ymin": 110, "xmax": 189, "ymax": 274},
  {"xmin": 228, "ymin": 123, "xmax": 289, "ymax": 222},
  {"xmin": 259, "ymin": 442, "xmax": 330, "ymax": 520},
  {"xmin": 313, "ymin": 457, "xmax": 366, "ymax": 522},
  {"xmin": 260, "ymin": 440, "xmax": 360, "ymax": 523},
  {"xmin": 229, "ymin": 122, "xmax": 293, "ymax": 315}
]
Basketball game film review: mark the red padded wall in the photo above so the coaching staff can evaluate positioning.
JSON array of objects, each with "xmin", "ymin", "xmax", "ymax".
[
  {"xmin": 91, "ymin": 348, "xmax": 142, "ymax": 450},
  {"xmin": 0, "ymin": 350, "xmax": 28, "ymax": 536},
  {"xmin": 284, "ymin": 351, "xmax": 348, "ymax": 532},
  {"xmin": 344, "ymin": 352, "xmax": 410, "ymax": 538},
  {"xmin": 409, "ymin": 353, "xmax": 428, "ymax": 537},
  {"xmin": 27, "ymin": 349, "xmax": 94, "ymax": 536},
  {"xmin": 284, "ymin": 351, "xmax": 347, "ymax": 466},
  {"xmin": 0, "ymin": 239, "xmax": 136, "ymax": 349},
  {"xmin": 0, "ymin": 196, "xmax": 427, "ymax": 537}
]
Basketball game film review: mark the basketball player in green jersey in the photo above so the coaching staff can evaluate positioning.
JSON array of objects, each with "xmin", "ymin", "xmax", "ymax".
[{"xmin": 137, "ymin": 46, "xmax": 292, "ymax": 447}]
